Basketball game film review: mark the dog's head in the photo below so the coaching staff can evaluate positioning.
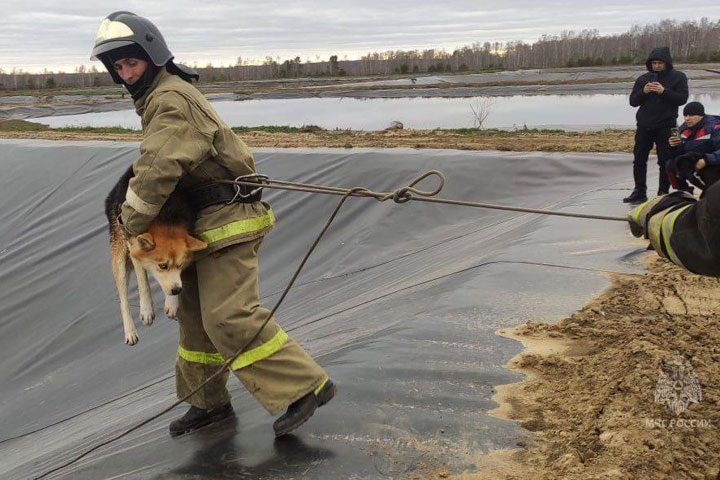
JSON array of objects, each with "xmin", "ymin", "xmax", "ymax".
[{"xmin": 128, "ymin": 226, "xmax": 207, "ymax": 296}]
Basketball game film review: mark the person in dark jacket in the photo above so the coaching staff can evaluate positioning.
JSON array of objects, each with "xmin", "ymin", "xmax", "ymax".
[
  {"xmin": 624, "ymin": 47, "xmax": 688, "ymax": 203},
  {"xmin": 666, "ymin": 101, "xmax": 720, "ymax": 195}
]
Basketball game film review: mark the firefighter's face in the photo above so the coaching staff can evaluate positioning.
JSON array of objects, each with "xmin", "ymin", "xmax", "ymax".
[{"xmin": 113, "ymin": 58, "xmax": 148, "ymax": 85}]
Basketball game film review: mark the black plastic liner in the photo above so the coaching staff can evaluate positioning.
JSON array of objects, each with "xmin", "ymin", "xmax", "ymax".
[{"xmin": 0, "ymin": 141, "xmax": 648, "ymax": 479}]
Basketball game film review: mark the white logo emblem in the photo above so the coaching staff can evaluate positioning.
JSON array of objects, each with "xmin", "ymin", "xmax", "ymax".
[
  {"xmin": 654, "ymin": 356, "xmax": 701, "ymax": 416},
  {"xmin": 96, "ymin": 19, "xmax": 134, "ymax": 44}
]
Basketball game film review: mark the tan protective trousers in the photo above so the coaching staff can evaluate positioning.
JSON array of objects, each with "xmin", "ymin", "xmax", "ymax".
[{"xmin": 175, "ymin": 238, "xmax": 327, "ymax": 415}]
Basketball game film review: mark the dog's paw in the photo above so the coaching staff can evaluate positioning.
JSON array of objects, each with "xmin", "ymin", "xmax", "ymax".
[
  {"xmin": 125, "ymin": 330, "xmax": 139, "ymax": 345},
  {"xmin": 164, "ymin": 296, "xmax": 179, "ymax": 320},
  {"xmin": 140, "ymin": 308, "xmax": 155, "ymax": 326}
]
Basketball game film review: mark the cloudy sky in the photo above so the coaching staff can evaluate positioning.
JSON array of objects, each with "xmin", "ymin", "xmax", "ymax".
[{"xmin": 2, "ymin": 1, "xmax": 720, "ymax": 73}]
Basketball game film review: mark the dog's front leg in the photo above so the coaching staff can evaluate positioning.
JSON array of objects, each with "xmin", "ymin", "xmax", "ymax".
[
  {"xmin": 164, "ymin": 294, "xmax": 179, "ymax": 320},
  {"xmin": 112, "ymin": 244, "xmax": 139, "ymax": 345},
  {"xmin": 131, "ymin": 256, "xmax": 155, "ymax": 326}
]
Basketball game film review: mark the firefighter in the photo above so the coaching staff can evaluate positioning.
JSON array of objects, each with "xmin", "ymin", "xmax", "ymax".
[
  {"xmin": 627, "ymin": 184, "xmax": 720, "ymax": 276},
  {"xmin": 91, "ymin": 11, "xmax": 336, "ymax": 437}
]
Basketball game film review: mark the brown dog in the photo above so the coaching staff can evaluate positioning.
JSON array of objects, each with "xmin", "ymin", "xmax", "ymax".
[{"xmin": 105, "ymin": 167, "xmax": 206, "ymax": 345}]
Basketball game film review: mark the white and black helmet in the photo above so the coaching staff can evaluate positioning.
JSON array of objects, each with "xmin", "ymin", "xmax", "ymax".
[{"xmin": 91, "ymin": 12, "xmax": 198, "ymax": 84}]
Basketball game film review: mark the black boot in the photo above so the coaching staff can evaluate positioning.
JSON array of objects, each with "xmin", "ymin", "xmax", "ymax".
[
  {"xmin": 169, "ymin": 403, "xmax": 234, "ymax": 437},
  {"xmin": 273, "ymin": 379, "xmax": 336, "ymax": 437},
  {"xmin": 623, "ymin": 189, "xmax": 648, "ymax": 204}
]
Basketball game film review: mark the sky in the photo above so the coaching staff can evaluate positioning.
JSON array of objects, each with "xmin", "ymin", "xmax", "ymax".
[{"xmin": 1, "ymin": 1, "xmax": 720, "ymax": 73}]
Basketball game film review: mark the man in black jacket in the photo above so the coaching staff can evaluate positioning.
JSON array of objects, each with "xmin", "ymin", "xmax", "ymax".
[{"xmin": 624, "ymin": 47, "xmax": 688, "ymax": 203}]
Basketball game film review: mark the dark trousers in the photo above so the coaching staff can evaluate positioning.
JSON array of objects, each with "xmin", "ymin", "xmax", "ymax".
[{"xmin": 633, "ymin": 126, "xmax": 672, "ymax": 194}]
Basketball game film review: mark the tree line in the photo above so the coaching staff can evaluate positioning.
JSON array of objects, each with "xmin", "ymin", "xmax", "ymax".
[{"xmin": 2, "ymin": 18, "xmax": 720, "ymax": 91}]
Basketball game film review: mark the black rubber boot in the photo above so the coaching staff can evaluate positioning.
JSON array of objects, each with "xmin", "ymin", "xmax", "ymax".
[
  {"xmin": 273, "ymin": 379, "xmax": 336, "ymax": 437},
  {"xmin": 623, "ymin": 189, "xmax": 648, "ymax": 204},
  {"xmin": 169, "ymin": 403, "xmax": 234, "ymax": 437}
]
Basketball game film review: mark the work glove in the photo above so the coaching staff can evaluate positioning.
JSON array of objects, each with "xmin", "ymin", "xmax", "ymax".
[{"xmin": 627, "ymin": 191, "xmax": 696, "ymax": 238}]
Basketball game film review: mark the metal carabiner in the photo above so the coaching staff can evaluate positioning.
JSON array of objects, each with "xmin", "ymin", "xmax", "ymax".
[{"xmin": 226, "ymin": 173, "xmax": 270, "ymax": 204}]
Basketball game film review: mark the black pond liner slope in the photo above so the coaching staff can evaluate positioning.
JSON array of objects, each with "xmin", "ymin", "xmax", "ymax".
[{"xmin": 0, "ymin": 141, "xmax": 650, "ymax": 479}]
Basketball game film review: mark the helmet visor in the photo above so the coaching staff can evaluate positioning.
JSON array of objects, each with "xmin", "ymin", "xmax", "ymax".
[{"xmin": 90, "ymin": 40, "xmax": 136, "ymax": 60}]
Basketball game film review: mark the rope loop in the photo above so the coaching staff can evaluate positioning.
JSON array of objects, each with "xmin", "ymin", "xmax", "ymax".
[
  {"xmin": 406, "ymin": 170, "xmax": 445, "ymax": 197},
  {"xmin": 379, "ymin": 170, "xmax": 445, "ymax": 203}
]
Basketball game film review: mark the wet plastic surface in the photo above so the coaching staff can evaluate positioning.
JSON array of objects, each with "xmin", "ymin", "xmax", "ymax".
[{"xmin": 0, "ymin": 142, "xmax": 650, "ymax": 479}]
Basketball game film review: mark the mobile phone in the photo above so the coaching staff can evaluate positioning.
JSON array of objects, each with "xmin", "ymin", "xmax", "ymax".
[
  {"xmin": 671, "ymin": 127, "xmax": 680, "ymax": 137},
  {"xmin": 648, "ymin": 73, "xmax": 658, "ymax": 83}
]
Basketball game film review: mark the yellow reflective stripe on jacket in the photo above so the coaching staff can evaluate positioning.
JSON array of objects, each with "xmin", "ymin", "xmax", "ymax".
[
  {"xmin": 647, "ymin": 206, "xmax": 673, "ymax": 259},
  {"xmin": 661, "ymin": 204, "xmax": 692, "ymax": 269},
  {"xmin": 177, "ymin": 344, "xmax": 224, "ymax": 365},
  {"xmin": 198, "ymin": 208, "xmax": 275, "ymax": 245},
  {"xmin": 230, "ymin": 328, "xmax": 288, "ymax": 370},
  {"xmin": 629, "ymin": 198, "xmax": 652, "ymax": 223}
]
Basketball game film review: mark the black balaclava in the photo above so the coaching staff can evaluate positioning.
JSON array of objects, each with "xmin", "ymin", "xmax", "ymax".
[
  {"xmin": 683, "ymin": 102, "xmax": 705, "ymax": 117},
  {"xmin": 102, "ymin": 43, "xmax": 160, "ymax": 100}
]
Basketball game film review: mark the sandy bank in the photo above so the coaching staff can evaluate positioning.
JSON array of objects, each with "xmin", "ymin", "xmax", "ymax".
[{"xmin": 455, "ymin": 257, "xmax": 720, "ymax": 479}]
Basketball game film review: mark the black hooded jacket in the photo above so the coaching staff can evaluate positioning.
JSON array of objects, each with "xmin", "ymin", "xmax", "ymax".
[{"xmin": 629, "ymin": 47, "xmax": 688, "ymax": 128}]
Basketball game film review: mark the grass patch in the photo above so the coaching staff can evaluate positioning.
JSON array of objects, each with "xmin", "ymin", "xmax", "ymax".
[
  {"xmin": 448, "ymin": 127, "xmax": 570, "ymax": 135},
  {"xmin": 0, "ymin": 120, "xmax": 139, "ymax": 134},
  {"xmin": 55, "ymin": 126, "xmax": 139, "ymax": 134},
  {"xmin": 231, "ymin": 125, "xmax": 324, "ymax": 134},
  {"xmin": 0, "ymin": 88, "xmax": 124, "ymax": 97},
  {"xmin": 0, "ymin": 119, "xmax": 49, "ymax": 131}
]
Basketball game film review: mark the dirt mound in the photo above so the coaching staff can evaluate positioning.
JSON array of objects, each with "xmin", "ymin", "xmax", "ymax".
[{"xmin": 462, "ymin": 257, "xmax": 720, "ymax": 479}]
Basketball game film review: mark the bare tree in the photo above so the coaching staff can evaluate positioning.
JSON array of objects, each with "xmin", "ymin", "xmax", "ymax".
[{"xmin": 470, "ymin": 97, "xmax": 494, "ymax": 129}]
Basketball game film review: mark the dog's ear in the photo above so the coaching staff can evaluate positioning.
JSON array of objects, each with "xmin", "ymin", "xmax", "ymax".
[
  {"xmin": 136, "ymin": 233, "xmax": 155, "ymax": 251},
  {"xmin": 186, "ymin": 235, "xmax": 207, "ymax": 252}
]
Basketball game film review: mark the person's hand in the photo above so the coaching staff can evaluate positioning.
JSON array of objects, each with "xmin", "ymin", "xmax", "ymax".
[
  {"xmin": 646, "ymin": 82, "xmax": 664, "ymax": 94},
  {"xmin": 643, "ymin": 83, "xmax": 653, "ymax": 94},
  {"xmin": 696, "ymin": 158, "xmax": 707, "ymax": 170},
  {"xmin": 669, "ymin": 136, "xmax": 682, "ymax": 147}
]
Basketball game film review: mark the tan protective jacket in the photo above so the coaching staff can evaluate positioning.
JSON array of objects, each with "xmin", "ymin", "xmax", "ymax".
[{"xmin": 120, "ymin": 67, "xmax": 274, "ymax": 254}]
